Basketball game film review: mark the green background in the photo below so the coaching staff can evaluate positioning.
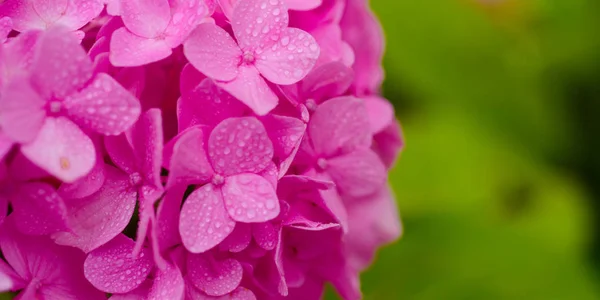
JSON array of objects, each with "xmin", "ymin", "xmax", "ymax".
[{"xmin": 342, "ymin": 0, "xmax": 600, "ymax": 299}]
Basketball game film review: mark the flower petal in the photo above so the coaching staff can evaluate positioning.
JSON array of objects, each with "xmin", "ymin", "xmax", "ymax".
[
  {"xmin": 0, "ymin": 17, "xmax": 12, "ymax": 43},
  {"xmin": 255, "ymin": 28, "xmax": 320, "ymax": 85},
  {"xmin": 11, "ymin": 182, "xmax": 69, "ymax": 235},
  {"xmin": 0, "ymin": 0, "xmax": 45, "ymax": 31},
  {"xmin": 0, "ymin": 79, "xmax": 46, "ymax": 143},
  {"xmin": 286, "ymin": 0, "xmax": 322, "ymax": 11},
  {"xmin": 120, "ymin": 0, "xmax": 171, "ymax": 38},
  {"xmin": 183, "ymin": 23, "xmax": 241, "ymax": 82},
  {"xmin": 163, "ymin": 0, "xmax": 210, "ymax": 47},
  {"xmin": 166, "ymin": 126, "xmax": 214, "ymax": 189},
  {"xmin": 53, "ymin": 165, "xmax": 137, "ymax": 253},
  {"xmin": 208, "ymin": 117, "xmax": 274, "ymax": 176},
  {"xmin": 187, "ymin": 253, "xmax": 243, "ymax": 296},
  {"xmin": 110, "ymin": 27, "xmax": 173, "ymax": 67},
  {"xmin": 363, "ymin": 95, "xmax": 394, "ymax": 134},
  {"xmin": 261, "ymin": 114, "xmax": 305, "ymax": 177},
  {"xmin": 148, "ymin": 263, "xmax": 184, "ymax": 300},
  {"xmin": 54, "ymin": 0, "xmax": 104, "ymax": 30},
  {"xmin": 30, "ymin": 26, "xmax": 93, "ymax": 100},
  {"xmin": 179, "ymin": 184, "xmax": 235, "ymax": 253},
  {"xmin": 253, "ymin": 222, "xmax": 278, "ymax": 250},
  {"xmin": 153, "ymin": 186, "xmax": 185, "ymax": 256},
  {"xmin": 222, "ymin": 173, "xmax": 280, "ymax": 223},
  {"xmin": 219, "ymin": 222, "xmax": 251, "ymax": 253},
  {"xmin": 301, "ymin": 61, "xmax": 354, "ymax": 103},
  {"xmin": 84, "ymin": 234, "xmax": 154, "ymax": 294},
  {"xmin": 232, "ymin": 0, "xmax": 289, "ymax": 50},
  {"xmin": 58, "ymin": 157, "xmax": 106, "ymax": 199},
  {"xmin": 309, "ymin": 96, "xmax": 371, "ymax": 157},
  {"xmin": 64, "ymin": 73, "xmax": 141, "ymax": 136},
  {"xmin": 21, "ymin": 117, "xmax": 96, "ymax": 183},
  {"xmin": 326, "ymin": 149, "xmax": 386, "ymax": 198},
  {"xmin": 131, "ymin": 109, "xmax": 164, "ymax": 193},
  {"xmin": 215, "ymin": 65, "xmax": 278, "ymax": 115}
]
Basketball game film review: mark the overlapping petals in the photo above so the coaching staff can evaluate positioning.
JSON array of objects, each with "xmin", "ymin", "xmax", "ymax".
[{"xmin": 0, "ymin": 0, "xmax": 403, "ymax": 299}]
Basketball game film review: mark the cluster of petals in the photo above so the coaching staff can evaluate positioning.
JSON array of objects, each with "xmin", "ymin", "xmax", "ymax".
[{"xmin": 0, "ymin": 0, "xmax": 403, "ymax": 299}]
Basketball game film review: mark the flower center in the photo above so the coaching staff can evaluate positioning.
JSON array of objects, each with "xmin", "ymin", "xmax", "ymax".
[
  {"xmin": 316, "ymin": 158, "xmax": 328, "ymax": 171},
  {"xmin": 242, "ymin": 51, "xmax": 256, "ymax": 64},
  {"xmin": 47, "ymin": 100, "xmax": 62, "ymax": 115},
  {"xmin": 129, "ymin": 172, "xmax": 142, "ymax": 187},
  {"xmin": 212, "ymin": 174, "xmax": 225, "ymax": 186}
]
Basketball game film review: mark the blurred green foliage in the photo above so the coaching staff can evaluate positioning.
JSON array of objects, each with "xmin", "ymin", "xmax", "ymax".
[{"xmin": 353, "ymin": 0, "xmax": 600, "ymax": 299}]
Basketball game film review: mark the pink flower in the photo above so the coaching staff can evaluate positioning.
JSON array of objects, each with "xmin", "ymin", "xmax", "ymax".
[
  {"xmin": 0, "ymin": 26, "xmax": 141, "ymax": 182},
  {"xmin": 183, "ymin": 0, "xmax": 320, "ymax": 115},
  {"xmin": 109, "ymin": 0, "xmax": 212, "ymax": 67}
]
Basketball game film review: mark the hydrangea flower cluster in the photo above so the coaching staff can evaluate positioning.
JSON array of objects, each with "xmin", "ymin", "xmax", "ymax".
[{"xmin": 0, "ymin": 0, "xmax": 403, "ymax": 299}]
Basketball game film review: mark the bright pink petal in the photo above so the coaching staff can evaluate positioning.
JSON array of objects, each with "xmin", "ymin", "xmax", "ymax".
[
  {"xmin": 0, "ymin": 17, "xmax": 11, "ymax": 43},
  {"xmin": 253, "ymin": 222, "xmax": 278, "ymax": 250},
  {"xmin": 230, "ymin": 287, "xmax": 257, "ymax": 300},
  {"xmin": 326, "ymin": 149, "xmax": 386, "ymax": 198},
  {"xmin": 372, "ymin": 120, "xmax": 404, "ymax": 169},
  {"xmin": 53, "ymin": 165, "xmax": 137, "ymax": 253},
  {"xmin": 231, "ymin": 0, "xmax": 289, "ymax": 50},
  {"xmin": 183, "ymin": 23, "xmax": 241, "ymax": 82},
  {"xmin": 55, "ymin": 0, "xmax": 104, "ymax": 30},
  {"xmin": 364, "ymin": 95, "xmax": 394, "ymax": 134},
  {"xmin": 219, "ymin": 222, "xmax": 251, "ymax": 253},
  {"xmin": 178, "ymin": 78, "xmax": 248, "ymax": 130},
  {"xmin": 309, "ymin": 96, "xmax": 371, "ymax": 157},
  {"xmin": 105, "ymin": 133, "xmax": 137, "ymax": 174},
  {"xmin": 21, "ymin": 117, "xmax": 96, "ymax": 183},
  {"xmin": 120, "ymin": 0, "xmax": 171, "ymax": 38},
  {"xmin": 0, "ymin": 79, "xmax": 46, "ymax": 143},
  {"xmin": 131, "ymin": 109, "xmax": 164, "ymax": 193},
  {"xmin": 286, "ymin": 0, "xmax": 322, "ymax": 10},
  {"xmin": 179, "ymin": 63, "xmax": 206, "ymax": 95},
  {"xmin": 187, "ymin": 253, "xmax": 243, "ymax": 296},
  {"xmin": 255, "ymin": 28, "xmax": 320, "ymax": 85},
  {"xmin": 215, "ymin": 65, "xmax": 278, "ymax": 115},
  {"xmin": 64, "ymin": 73, "xmax": 141, "ymax": 136},
  {"xmin": 179, "ymin": 184, "xmax": 235, "ymax": 253},
  {"xmin": 166, "ymin": 126, "xmax": 214, "ymax": 189},
  {"xmin": 153, "ymin": 186, "xmax": 185, "ymax": 256},
  {"xmin": 222, "ymin": 173, "xmax": 280, "ymax": 223},
  {"xmin": 208, "ymin": 117, "xmax": 274, "ymax": 176},
  {"xmin": 110, "ymin": 27, "xmax": 173, "ymax": 67},
  {"xmin": 148, "ymin": 263, "xmax": 184, "ymax": 300},
  {"xmin": 11, "ymin": 182, "xmax": 69, "ymax": 236},
  {"xmin": 84, "ymin": 234, "xmax": 154, "ymax": 294},
  {"xmin": 301, "ymin": 61, "xmax": 354, "ymax": 103},
  {"xmin": 258, "ymin": 161, "xmax": 278, "ymax": 189},
  {"xmin": 261, "ymin": 114, "xmax": 305, "ymax": 177},
  {"xmin": 58, "ymin": 158, "xmax": 106, "ymax": 199},
  {"xmin": 30, "ymin": 26, "xmax": 93, "ymax": 100}
]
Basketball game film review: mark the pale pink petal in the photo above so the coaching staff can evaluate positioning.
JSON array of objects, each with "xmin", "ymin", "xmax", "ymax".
[
  {"xmin": 163, "ymin": 0, "xmax": 210, "ymax": 47},
  {"xmin": 364, "ymin": 95, "xmax": 394, "ymax": 134},
  {"xmin": 0, "ymin": 79, "xmax": 46, "ymax": 143},
  {"xmin": 0, "ymin": 269, "xmax": 12, "ymax": 292},
  {"xmin": 208, "ymin": 117, "xmax": 274, "ymax": 176},
  {"xmin": 326, "ymin": 149, "xmax": 386, "ymax": 198},
  {"xmin": 110, "ymin": 27, "xmax": 173, "ymax": 67},
  {"xmin": 253, "ymin": 222, "xmax": 277, "ymax": 250},
  {"xmin": 301, "ymin": 61, "xmax": 353, "ymax": 103},
  {"xmin": 309, "ymin": 96, "xmax": 371, "ymax": 157},
  {"xmin": 120, "ymin": 0, "xmax": 171, "ymax": 38},
  {"xmin": 84, "ymin": 234, "xmax": 154, "ymax": 293},
  {"xmin": 166, "ymin": 126, "xmax": 213, "ymax": 189},
  {"xmin": 231, "ymin": 0, "xmax": 289, "ymax": 50},
  {"xmin": 222, "ymin": 173, "xmax": 280, "ymax": 223},
  {"xmin": 0, "ymin": 17, "xmax": 11, "ymax": 43},
  {"xmin": 219, "ymin": 222, "xmax": 251, "ymax": 253},
  {"xmin": 187, "ymin": 253, "xmax": 243, "ymax": 296},
  {"xmin": 30, "ymin": 26, "xmax": 93, "ymax": 99},
  {"xmin": 0, "ymin": 0, "xmax": 45, "ymax": 31},
  {"xmin": 179, "ymin": 184, "xmax": 235, "ymax": 253},
  {"xmin": 31, "ymin": 0, "xmax": 68, "ymax": 25},
  {"xmin": 215, "ymin": 65, "xmax": 278, "ymax": 115},
  {"xmin": 178, "ymin": 78, "xmax": 249, "ymax": 130},
  {"xmin": 286, "ymin": 0, "xmax": 321, "ymax": 10},
  {"xmin": 58, "ymin": 157, "xmax": 106, "ymax": 199},
  {"xmin": 64, "ymin": 73, "xmax": 141, "ymax": 135},
  {"xmin": 11, "ymin": 182, "xmax": 69, "ymax": 236},
  {"xmin": 53, "ymin": 165, "xmax": 137, "ymax": 253},
  {"xmin": 105, "ymin": 0, "xmax": 122, "ymax": 16},
  {"xmin": 255, "ymin": 28, "xmax": 320, "ymax": 85},
  {"xmin": 56, "ymin": 0, "xmax": 104, "ymax": 30},
  {"xmin": 21, "ymin": 117, "xmax": 96, "ymax": 183},
  {"xmin": 261, "ymin": 114, "xmax": 305, "ymax": 177},
  {"xmin": 183, "ymin": 23, "xmax": 241, "ymax": 82},
  {"xmin": 148, "ymin": 263, "xmax": 184, "ymax": 300}
]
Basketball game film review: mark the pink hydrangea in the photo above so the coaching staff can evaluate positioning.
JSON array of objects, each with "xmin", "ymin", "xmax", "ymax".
[{"xmin": 0, "ymin": 0, "xmax": 403, "ymax": 299}]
